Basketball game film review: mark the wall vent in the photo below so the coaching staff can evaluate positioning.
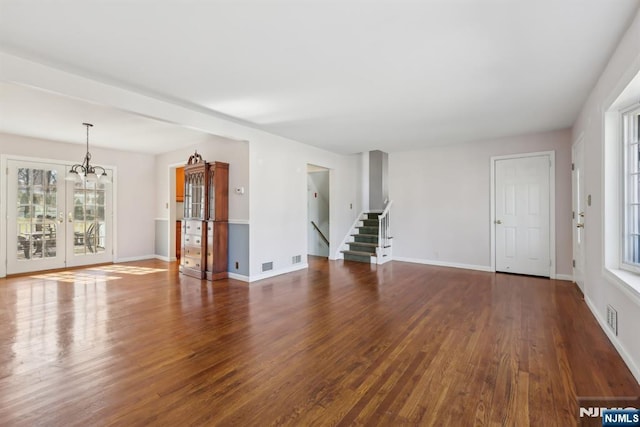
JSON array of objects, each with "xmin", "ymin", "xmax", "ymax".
[
  {"xmin": 292, "ymin": 255, "xmax": 302, "ymax": 264},
  {"xmin": 262, "ymin": 262, "xmax": 273, "ymax": 272},
  {"xmin": 606, "ymin": 304, "xmax": 618, "ymax": 336}
]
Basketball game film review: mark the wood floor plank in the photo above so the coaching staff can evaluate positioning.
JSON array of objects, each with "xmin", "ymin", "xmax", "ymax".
[{"xmin": 0, "ymin": 258, "xmax": 638, "ymax": 426}]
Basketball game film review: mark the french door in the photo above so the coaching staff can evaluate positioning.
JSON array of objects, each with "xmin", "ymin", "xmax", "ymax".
[{"xmin": 6, "ymin": 159, "xmax": 113, "ymax": 275}]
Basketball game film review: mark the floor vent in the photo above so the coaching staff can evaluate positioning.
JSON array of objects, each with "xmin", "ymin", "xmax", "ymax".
[
  {"xmin": 292, "ymin": 255, "xmax": 302, "ymax": 264},
  {"xmin": 606, "ymin": 304, "xmax": 618, "ymax": 336},
  {"xmin": 262, "ymin": 262, "xmax": 273, "ymax": 272}
]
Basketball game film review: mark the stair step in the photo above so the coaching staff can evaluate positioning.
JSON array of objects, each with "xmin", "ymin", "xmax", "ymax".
[
  {"xmin": 344, "ymin": 254, "xmax": 373, "ymax": 263},
  {"xmin": 347, "ymin": 243, "xmax": 376, "ymax": 254},
  {"xmin": 356, "ymin": 226, "xmax": 379, "ymax": 234},
  {"xmin": 341, "ymin": 250, "xmax": 374, "ymax": 257},
  {"xmin": 348, "ymin": 242, "xmax": 377, "ymax": 247},
  {"xmin": 366, "ymin": 212, "xmax": 381, "ymax": 219},
  {"xmin": 351, "ymin": 234, "xmax": 378, "ymax": 243},
  {"xmin": 362, "ymin": 219, "xmax": 379, "ymax": 227}
]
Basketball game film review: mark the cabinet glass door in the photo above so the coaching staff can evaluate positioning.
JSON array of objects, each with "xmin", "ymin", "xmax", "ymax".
[
  {"xmin": 208, "ymin": 170, "xmax": 215, "ymax": 220},
  {"xmin": 184, "ymin": 171, "xmax": 205, "ymax": 218}
]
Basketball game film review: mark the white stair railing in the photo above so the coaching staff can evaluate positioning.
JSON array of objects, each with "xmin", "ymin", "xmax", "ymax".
[{"xmin": 376, "ymin": 200, "xmax": 393, "ymax": 264}]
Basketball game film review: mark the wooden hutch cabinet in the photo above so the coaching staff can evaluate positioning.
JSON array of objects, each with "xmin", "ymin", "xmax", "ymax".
[{"xmin": 179, "ymin": 151, "xmax": 229, "ymax": 280}]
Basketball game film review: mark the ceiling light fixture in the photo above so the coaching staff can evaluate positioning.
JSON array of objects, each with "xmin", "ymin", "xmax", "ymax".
[{"xmin": 66, "ymin": 123, "xmax": 110, "ymax": 184}]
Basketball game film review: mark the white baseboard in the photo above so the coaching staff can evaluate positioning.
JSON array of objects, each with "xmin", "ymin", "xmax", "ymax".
[
  {"xmin": 228, "ymin": 272, "xmax": 250, "ymax": 282},
  {"xmin": 249, "ymin": 263, "xmax": 308, "ymax": 283},
  {"xmin": 115, "ymin": 255, "xmax": 156, "ymax": 263},
  {"xmin": 154, "ymin": 255, "xmax": 176, "ymax": 262},
  {"xmin": 585, "ymin": 296, "xmax": 640, "ymax": 384},
  {"xmin": 393, "ymin": 256, "xmax": 493, "ymax": 272},
  {"xmin": 555, "ymin": 274, "xmax": 574, "ymax": 281},
  {"xmin": 377, "ymin": 256, "xmax": 393, "ymax": 265}
]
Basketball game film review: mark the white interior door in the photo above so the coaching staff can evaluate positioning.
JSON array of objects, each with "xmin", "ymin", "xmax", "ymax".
[
  {"xmin": 7, "ymin": 160, "xmax": 67, "ymax": 274},
  {"xmin": 572, "ymin": 139, "xmax": 586, "ymax": 291},
  {"xmin": 6, "ymin": 159, "xmax": 113, "ymax": 274},
  {"xmin": 495, "ymin": 155, "xmax": 551, "ymax": 277}
]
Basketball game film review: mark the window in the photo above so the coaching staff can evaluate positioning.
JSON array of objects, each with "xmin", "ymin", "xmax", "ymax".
[{"xmin": 623, "ymin": 106, "xmax": 640, "ymax": 270}]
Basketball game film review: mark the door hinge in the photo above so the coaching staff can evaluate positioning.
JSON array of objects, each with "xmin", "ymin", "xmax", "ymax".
[
  {"xmin": 5, "ymin": 167, "xmax": 8, "ymax": 175},
  {"xmin": 572, "ymin": 211, "xmax": 575, "ymax": 219},
  {"xmin": 572, "ymin": 259, "xmax": 576, "ymax": 267},
  {"xmin": 571, "ymin": 163, "xmax": 575, "ymax": 171}
]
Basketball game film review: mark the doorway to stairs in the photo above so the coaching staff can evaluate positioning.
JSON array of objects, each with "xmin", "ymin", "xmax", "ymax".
[{"xmin": 307, "ymin": 165, "xmax": 330, "ymax": 258}]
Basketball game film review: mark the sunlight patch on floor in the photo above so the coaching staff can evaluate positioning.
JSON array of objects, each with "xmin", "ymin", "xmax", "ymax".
[
  {"xmin": 29, "ymin": 265, "xmax": 167, "ymax": 282},
  {"xmin": 89, "ymin": 265, "xmax": 167, "ymax": 275},
  {"xmin": 30, "ymin": 271, "xmax": 122, "ymax": 283}
]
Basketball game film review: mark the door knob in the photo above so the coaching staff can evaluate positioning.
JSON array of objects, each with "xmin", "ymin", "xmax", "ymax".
[
  {"xmin": 495, "ymin": 220, "xmax": 502, "ymax": 224},
  {"xmin": 577, "ymin": 223, "xmax": 584, "ymax": 228}
]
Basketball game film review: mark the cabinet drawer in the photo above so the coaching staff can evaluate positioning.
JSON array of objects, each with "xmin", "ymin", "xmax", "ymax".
[
  {"xmin": 182, "ymin": 256, "xmax": 203, "ymax": 270},
  {"xmin": 183, "ymin": 234, "xmax": 203, "ymax": 246},
  {"xmin": 184, "ymin": 220, "xmax": 203, "ymax": 234},
  {"xmin": 183, "ymin": 246, "xmax": 202, "ymax": 258}
]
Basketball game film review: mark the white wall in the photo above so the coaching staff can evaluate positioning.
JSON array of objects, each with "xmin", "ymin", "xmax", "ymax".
[
  {"xmin": 0, "ymin": 132, "xmax": 156, "ymax": 264},
  {"xmin": 572, "ymin": 8, "xmax": 640, "ymax": 382},
  {"xmin": 389, "ymin": 129, "xmax": 572, "ymax": 275},
  {"xmin": 250, "ymin": 138, "xmax": 362, "ymax": 279},
  {"xmin": 154, "ymin": 135, "xmax": 249, "ymax": 221}
]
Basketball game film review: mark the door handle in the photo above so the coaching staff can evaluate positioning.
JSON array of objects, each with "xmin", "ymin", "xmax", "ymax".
[
  {"xmin": 495, "ymin": 220, "xmax": 502, "ymax": 224},
  {"xmin": 579, "ymin": 212, "xmax": 585, "ymax": 218},
  {"xmin": 577, "ymin": 223, "xmax": 584, "ymax": 228}
]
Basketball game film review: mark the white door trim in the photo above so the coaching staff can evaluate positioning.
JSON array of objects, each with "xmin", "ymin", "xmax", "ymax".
[
  {"xmin": 0, "ymin": 155, "xmax": 7, "ymax": 278},
  {"xmin": 490, "ymin": 151, "xmax": 556, "ymax": 278},
  {"xmin": 572, "ymin": 136, "xmax": 586, "ymax": 291},
  {"xmin": 168, "ymin": 161, "xmax": 185, "ymax": 262}
]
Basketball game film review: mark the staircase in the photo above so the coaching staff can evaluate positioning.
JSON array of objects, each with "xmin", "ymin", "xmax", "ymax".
[{"xmin": 341, "ymin": 213, "xmax": 384, "ymax": 263}]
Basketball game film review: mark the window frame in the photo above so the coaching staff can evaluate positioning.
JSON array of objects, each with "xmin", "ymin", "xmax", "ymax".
[{"xmin": 621, "ymin": 105, "xmax": 640, "ymax": 274}]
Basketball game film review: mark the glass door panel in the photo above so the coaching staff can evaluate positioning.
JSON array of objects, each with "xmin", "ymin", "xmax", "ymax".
[
  {"xmin": 66, "ymin": 174, "xmax": 112, "ymax": 266},
  {"xmin": 7, "ymin": 161, "xmax": 66, "ymax": 274}
]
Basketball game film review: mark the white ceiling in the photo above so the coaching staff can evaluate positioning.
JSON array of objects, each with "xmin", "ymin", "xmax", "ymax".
[
  {"xmin": 0, "ymin": 83, "xmax": 225, "ymax": 154},
  {"xmin": 0, "ymin": 0, "xmax": 638, "ymax": 154}
]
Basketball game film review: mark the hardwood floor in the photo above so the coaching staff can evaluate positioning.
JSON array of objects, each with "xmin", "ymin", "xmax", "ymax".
[{"xmin": 0, "ymin": 258, "xmax": 638, "ymax": 426}]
